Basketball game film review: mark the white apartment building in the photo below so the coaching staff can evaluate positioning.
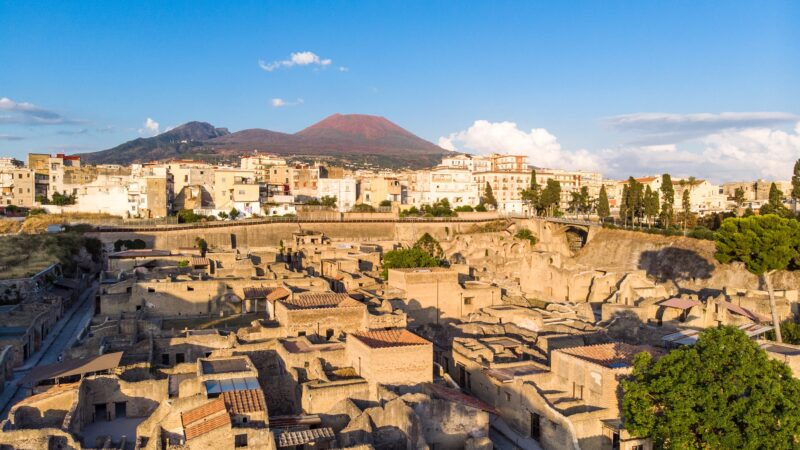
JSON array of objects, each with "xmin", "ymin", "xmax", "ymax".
[
  {"xmin": 240, "ymin": 153, "xmax": 287, "ymax": 183},
  {"xmin": 212, "ymin": 168, "xmax": 262, "ymax": 217},
  {"xmin": 408, "ymin": 167, "xmax": 479, "ymax": 208},
  {"xmin": 317, "ymin": 178, "xmax": 357, "ymax": 212}
]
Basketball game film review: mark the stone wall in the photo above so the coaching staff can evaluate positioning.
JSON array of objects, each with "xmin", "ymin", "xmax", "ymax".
[{"xmin": 346, "ymin": 337, "xmax": 433, "ymax": 398}]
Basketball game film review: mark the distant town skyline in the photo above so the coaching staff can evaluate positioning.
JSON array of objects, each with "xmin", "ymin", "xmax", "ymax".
[{"xmin": 1, "ymin": 0, "xmax": 798, "ymax": 181}]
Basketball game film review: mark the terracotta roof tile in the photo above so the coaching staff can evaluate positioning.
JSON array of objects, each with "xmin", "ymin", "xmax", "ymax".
[
  {"xmin": 191, "ymin": 256, "xmax": 210, "ymax": 266},
  {"xmin": 556, "ymin": 343, "xmax": 661, "ymax": 369},
  {"xmin": 350, "ymin": 329, "xmax": 431, "ymax": 349},
  {"xmin": 222, "ymin": 389, "xmax": 266, "ymax": 414},
  {"xmin": 184, "ymin": 411, "xmax": 231, "ymax": 440},
  {"xmin": 181, "ymin": 398, "xmax": 226, "ymax": 428},
  {"xmin": 281, "ymin": 292, "xmax": 362, "ymax": 309},
  {"xmin": 277, "ymin": 427, "xmax": 335, "ymax": 447},
  {"xmin": 266, "ymin": 287, "xmax": 291, "ymax": 303}
]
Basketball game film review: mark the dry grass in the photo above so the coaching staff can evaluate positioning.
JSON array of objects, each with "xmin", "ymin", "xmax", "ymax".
[
  {"xmin": 0, "ymin": 219, "xmax": 22, "ymax": 234},
  {"xmin": 0, "ymin": 212, "xmax": 121, "ymax": 234},
  {"xmin": 0, "ymin": 232, "xmax": 101, "ymax": 280}
]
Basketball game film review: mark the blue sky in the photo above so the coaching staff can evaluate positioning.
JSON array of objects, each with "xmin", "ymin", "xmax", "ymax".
[{"xmin": 1, "ymin": 0, "xmax": 798, "ymax": 181}]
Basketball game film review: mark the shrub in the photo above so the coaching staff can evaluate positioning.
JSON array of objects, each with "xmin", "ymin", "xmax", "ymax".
[{"xmin": 514, "ymin": 228, "xmax": 537, "ymax": 245}]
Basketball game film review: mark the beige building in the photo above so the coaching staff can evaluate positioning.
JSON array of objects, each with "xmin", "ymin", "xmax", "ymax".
[
  {"xmin": 213, "ymin": 168, "xmax": 262, "ymax": 217},
  {"xmin": 357, "ymin": 175, "xmax": 401, "ymax": 207}
]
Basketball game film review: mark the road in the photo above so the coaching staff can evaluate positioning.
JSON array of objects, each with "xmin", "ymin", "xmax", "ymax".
[{"xmin": 0, "ymin": 281, "xmax": 97, "ymax": 420}]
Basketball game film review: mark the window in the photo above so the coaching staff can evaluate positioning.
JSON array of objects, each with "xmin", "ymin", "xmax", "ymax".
[
  {"xmin": 631, "ymin": 446, "xmax": 644, "ymax": 450},
  {"xmin": 161, "ymin": 353, "xmax": 170, "ymax": 365},
  {"xmin": 505, "ymin": 391, "xmax": 511, "ymax": 402},
  {"xmin": 187, "ymin": 286, "xmax": 194, "ymax": 291},
  {"xmin": 175, "ymin": 353, "xmax": 185, "ymax": 364},
  {"xmin": 235, "ymin": 434, "xmax": 248, "ymax": 447},
  {"xmin": 463, "ymin": 297, "xmax": 473, "ymax": 305}
]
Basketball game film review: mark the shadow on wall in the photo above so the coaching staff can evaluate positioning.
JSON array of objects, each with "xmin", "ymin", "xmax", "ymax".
[{"xmin": 638, "ymin": 247, "xmax": 715, "ymax": 284}]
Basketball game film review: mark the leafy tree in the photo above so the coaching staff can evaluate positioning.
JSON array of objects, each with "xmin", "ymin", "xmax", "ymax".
[
  {"xmin": 50, "ymin": 192, "xmax": 76, "ymax": 206},
  {"xmin": 597, "ymin": 185, "xmax": 610, "ymax": 221},
  {"xmin": 413, "ymin": 233, "xmax": 444, "ymax": 259},
  {"xmin": 761, "ymin": 183, "xmax": 793, "ymax": 218},
  {"xmin": 622, "ymin": 326, "xmax": 800, "ymax": 449},
  {"xmin": 768, "ymin": 319, "xmax": 800, "ymax": 345},
  {"xmin": 714, "ymin": 215, "xmax": 800, "ymax": 342},
  {"xmin": 177, "ymin": 209, "xmax": 205, "ymax": 223},
  {"xmin": 660, "ymin": 174, "xmax": 675, "ymax": 228},
  {"xmin": 619, "ymin": 184, "xmax": 630, "ymax": 226},
  {"xmin": 520, "ymin": 169, "xmax": 541, "ymax": 216},
  {"xmin": 218, "ymin": 211, "xmax": 229, "ymax": 220},
  {"xmin": 540, "ymin": 179, "xmax": 561, "ymax": 216},
  {"xmin": 733, "ymin": 187, "xmax": 746, "ymax": 215},
  {"xmin": 681, "ymin": 188, "xmax": 692, "ymax": 230},
  {"xmin": 454, "ymin": 205, "xmax": 474, "ymax": 212},
  {"xmin": 483, "ymin": 182, "xmax": 497, "ymax": 209},
  {"xmin": 514, "ymin": 228, "xmax": 537, "ymax": 245},
  {"xmin": 378, "ymin": 199, "xmax": 392, "ymax": 207},
  {"xmin": 229, "ymin": 208, "xmax": 240, "ymax": 219},
  {"xmin": 321, "ymin": 195, "xmax": 338, "ymax": 208},
  {"xmin": 113, "ymin": 238, "xmax": 147, "ymax": 252},
  {"xmin": 195, "ymin": 237, "xmax": 208, "ymax": 257},
  {"xmin": 579, "ymin": 186, "xmax": 591, "ymax": 218},
  {"xmin": 644, "ymin": 186, "xmax": 659, "ymax": 227},
  {"xmin": 569, "ymin": 191, "xmax": 582, "ymax": 218},
  {"xmin": 381, "ymin": 247, "xmax": 442, "ymax": 279},
  {"xmin": 352, "ymin": 203, "xmax": 376, "ymax": 213},
  {"xmin": 793, "ymin": 159, "xmax": 800, "ymax": 214},
  {"xmin": 474, "ymin": 204, "xmax": 487, "ymax": 212}
]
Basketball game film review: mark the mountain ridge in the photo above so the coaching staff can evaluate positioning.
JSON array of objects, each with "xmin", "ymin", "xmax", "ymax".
[{"xmin": 79, "ymin": 114, "xmax": 449, "ymax": 168}]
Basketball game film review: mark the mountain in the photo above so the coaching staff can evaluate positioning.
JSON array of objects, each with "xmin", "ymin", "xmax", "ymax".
[
  {"xmin": 80, "ymin": 114, "xmax": 449, "ymax": 168},
  {"xmin": 81, "ymin": 121, "xmax": 230, "ymax": 164}
]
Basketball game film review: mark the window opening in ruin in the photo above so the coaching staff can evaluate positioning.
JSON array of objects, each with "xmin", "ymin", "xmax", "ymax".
[
  {"xmin": 175, "ymin": 353, "xmax": 185, "ymax": 364},
  {"xmin": 530, "ymin": 412, "xmax": 541, "ymax": 439},
  {"xmin": 94, "ymin": 403, "xmax": 108, "ymax": 422},
  {"xmin": 235, "ymin": 435, "xmax": 248, "ymax": 447},
  {"xmin": 187, "ymin": 286, "xmax": 194, "ymax": 291},
  {"xmin": 326, "ymin": 329, "xmax": 334, "ymax": 340},
  {"xmin": 464, "ymin": 297, "xmax": 473, "ymax": 305},
  {"xmin": 115, "ymin": 402, "xmax": 126, "ymax": 418},
  {"xmin": 161, "ymin": 353, "xmax": 170, "ymax": 365}
]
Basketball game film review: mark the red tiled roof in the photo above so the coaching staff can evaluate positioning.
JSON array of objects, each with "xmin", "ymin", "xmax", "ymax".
[
  {"xmin": 266, "ymin": 287, "xmax": 291, "ymax": 303},
  {"xmin": 281, "ymin": 292, "xmax": 362, "ymax": 309},
  {"xmin": 556, "ymin": 343, "xmax": 661, "ymax": 369},
  {"xmin": 222, "ymin": 389, "xmax": 266, "ymax": 414},
  {"xmin": 350, "ymin": 329, "xmax": 431, "ymax": 349},
  {"xmin": 184, "ymin": 411, "xmax": 231, "ymax": 440},
  {"xmin": 182, "ymin": 398, "xmax": 232, "ymax": 440},
  {"xmin": 425, "ymin": 383, "xmax": 499, "ymax": 415},
  {"xmin": 181, "ymin": 398, "xmax": 226, "ymax": 428},
  {"xmin": 191, "ymin": 256, "xmax": 210, "ymax": 267},
  {"xmin": 243, "ymin": 286, "xmax": 276, "ymax": 300},
  {"xmin": 660, "ymin": 297, "xmax": 702, "ymax": 310}
]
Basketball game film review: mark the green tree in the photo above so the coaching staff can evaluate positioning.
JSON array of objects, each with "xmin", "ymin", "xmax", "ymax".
[
  {"xmin": 194, "ymin": 237, "xmax": 208, "ymax": 257},
  {"xmin": 520, "ymin": 169, "xmax": 541, "ymax": 216},
  {"xmin": 714, "ymin": 215, "xmax": 800, "ymax": 342},
  {"xmin": 569, "ymin": 191, "xmax": 582, "ymax": 218},
  {"xmin": 228, "ymin": 208, "xmax": 240, "ymax": 220},
  {"xmin": 483, "ymin": 182, "xmax": 497, "ymax": 209},
  {"xmin": 622, "ymin": 326, "xmax": 800, "ymax": 449},
  {"xmin": 540, "ymin": 179, "xmax": 561, "ymax": 216},
  {"xmin": 761, "ymin": 183, "xmax": 793, "ymax": 218},
  {"xmin": 793, "ymin": 159, "xmax": 800, "ymax": 214},
  {"xmin": 660, "ymin": 174, "xmax": 675, "ymax": 228},
  {"xmin": 321, "ymin": 195, "xmax": 338, "ymax": 208},
  {"xmin": 597, "ymin": 185, "xmax": 610, "ymax": 221},
  {"xmin": 619, "ymin": 184, "xmax": 630, "ymax": 226},
  {"xmin": 378, "ymin": 199, "xmax": 392, "ymax": 207},
  {"xmin": 381, "ymin": 247, "xmax": 443, "ymax": 279},
  {"xmin": 681, "ymin": 189, "xmax": 691, "ymax": 230},
  {"xmin": 733, "ymin": 187, "xmax": 746, "ymax": 215},
  {"xmin": 579, "ymin": 186, "xmax": 590, "ymax": 218},
  {"xmin": 644, "ymin": 186, "xmax": 660, "ymax": 227},
  {"xmin": 352, "ymin": 203, "xmax": 376, "ymax": 213},
  {"xmin": 514, "ymin": 228, "xmax": 537, "ymax": 245},
  {"xmin": 413, "ymin": 233, "xmax": 444, "ymax": 259}
]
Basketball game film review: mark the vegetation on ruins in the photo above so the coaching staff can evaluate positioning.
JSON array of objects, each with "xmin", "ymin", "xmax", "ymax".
[
  {"xmin": 413, "ymin": 233, "xmax": 445, "ymax": 259},
  {"xmin": 113, "ymin": 238, "xmax": 147, "ymax": 252},
  {"xmin": 768, "ymin": 319, "xmax": 800, "ymax": 345},
  {"xmin": 622, "ymin": 327, "xmax": 800, "ymax": 449},
  {"xmin": 513, "ymin": 228, "xmax": 537, "ymax": 245},
  {"xmin": 466, "ymin": 220, "xmax": 508, "ymax": 234},
  {"xmin": 714, "ymin": 215, "xmax": 800, "ymax": 342},
  {"xmin": 37, "ymin": 191, "xmax": 76, "ymax": 206},
  {"xmin": 381, "ymin": 247, "xmax": 443, "ymax": 279},
  {"xmin": 733, "ymin": 187, "xmax": 746, "ymax": 214},
  {"xmin": 0, "ymin": 233, "xmax": 102, "ymax": 280},
  {"xmin": 379, "ymin": 199, "xmax": 392, "ymax": 207},
  {"xmin": 195, "ymin": 237, "xmax": 208, "ymax": 257},
  {"xmin": 176, "ymin": 209, "xmax": 207, "ymax": 223}
]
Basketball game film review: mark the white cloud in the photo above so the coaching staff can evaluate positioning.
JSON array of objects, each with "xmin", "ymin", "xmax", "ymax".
[
  {"xmin": 259, "ymin": 51, "xmax": 333, "ymax": 72},
  {"xmin": 441, "ymin": 118, "xmax": 800, "ymax": 182},
  {"xmin": 138, "ymin": 117, "xmax": 160, "ymax": 136},
  {"xmin": 439, "ymin": 120, "xmax": 602, "ymax": 171},
  {"xmin": 271, "ymin": 98, "xmax": 304, "ymax": 108},
  {"xmin": 605, "ymin": 111, "xmax": 800, "ymax": 144},
  {"xmin": 0, "ymin": 97, "xmax": 80, "ymax": 125},
  {"xmin": 0, "ymin": 134, "xmax": 23, "ymax": 141}
]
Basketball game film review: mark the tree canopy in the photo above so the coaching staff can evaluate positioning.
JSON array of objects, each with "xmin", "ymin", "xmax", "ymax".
[
  {"xmin": 413, "ymin": 232, "xmax": 444, "ymax": 259},
  {"xmin": 381, "ymin": 247, "xmax": 443, "ymax": 279},
  {"xmin": 660, "ymin": 174, "xmax": 675, "ymax": 227},
  {"xmin": 597, "ymin": 185, "xmax": 610, "ymax": 220},
  {"xmin": 483, "ymin": 182, "xmax": 497, "ymax": 208},
  {"xmin": 622, "ymin": 326, "xmax": 800, "ymax": 449},
  {"xmin": 714, "ymin": 215, "xmax": 800, "ymax": 275}
]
